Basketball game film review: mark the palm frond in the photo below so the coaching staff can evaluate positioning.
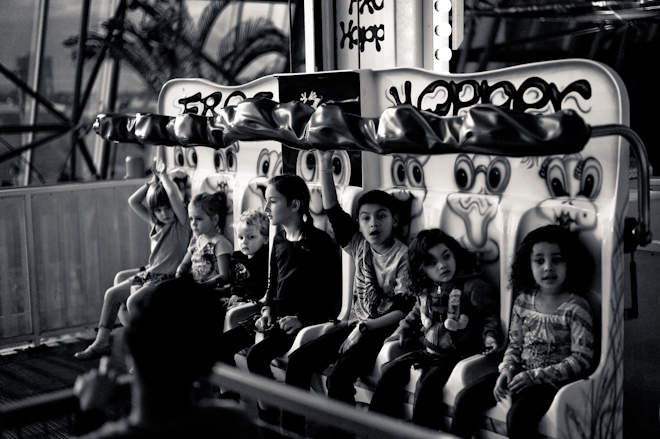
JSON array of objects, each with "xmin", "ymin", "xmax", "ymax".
[
  {"xmin": 64, "ymin": 0, "xmax": 298, "ymax": 91},
  {"xmin": 194, "ymin": 0, "xmax": 232, "ymax": 41},
  {"xmin": 217, "ymin": 18, "xmax": 289, "ymax": 81}
]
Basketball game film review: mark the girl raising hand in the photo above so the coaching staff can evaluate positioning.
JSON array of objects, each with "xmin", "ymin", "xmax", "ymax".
[{"xmin": 75, "ymin": 159, "xmax": 190, "ymax": 360}]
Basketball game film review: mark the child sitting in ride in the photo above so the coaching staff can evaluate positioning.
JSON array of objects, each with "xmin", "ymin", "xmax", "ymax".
[
  {"xmin": 281, "ymin": 150, "xmax": 414, "ymax": 437},
  {"xmin": 216, "ymin": 174, "xmax": 340, "ymax": 424},
  {"xmin": 74, "ymin": 159, "xmax": 190, "ymax": 361},
  {"xmin": 368, "ymin": 228, "xmax": 501, "ymax": 431},
  {"xmin": 168, "ymin": 191, "xmax": 233, "ymax": 291},
  {"xmin": 223, "ymin": 209, "xmax": 270, "ymax": 311},
  {"xmin": 450, "ymin": 225, "xmax": 595, "ymax": 439}
]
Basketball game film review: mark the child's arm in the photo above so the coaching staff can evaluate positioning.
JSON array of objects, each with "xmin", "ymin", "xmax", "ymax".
[
  {"xmin": 154, "ymin": 159, "xmax": 187, "ymax": 224},
  {"xmin": 176, "ymin": 249, "xmax": 193, "ymax": 277},
  {"xmin": 318, "ymin": 150, "xmax": 339, "ymax": 210},
  {"xmin": 469, "ymin": 279, "xmax": 501, "ymax": 353},
  {"xmin": 256, "ymin": 242, "xmax": 278, "ymax": 331},
  {"xmin": 318, "ymin": 150, "xmax": 361, "ymax": 249},
  {"xmin": 495, "ymin": 295, "xmax": 530, "ymax": 397},
  {"xmin": 339, "ymin": 310, "xmax": 407, "ymax": 353},
  {"xmin": 385, "ymin": 299, "xmax": 423, "ymax": 344},
  {"xmin": 499, "ymin": 296, "xmax": 525, "ymax": 371},
  {"xmin": 128, "ymin": 181, "xmax": 152, "ymax": 223}
]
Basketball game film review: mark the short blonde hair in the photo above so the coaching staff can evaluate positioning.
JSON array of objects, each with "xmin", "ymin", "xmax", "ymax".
[{"xmin": 233, "ymin": 209, "xmax": 269, "ymax": 239}]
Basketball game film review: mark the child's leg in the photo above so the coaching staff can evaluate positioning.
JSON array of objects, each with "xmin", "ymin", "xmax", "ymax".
[
  {"xmin": 281, "ymin": 324, "xmax": 353, "ymax": 435},
  {"xmin": 113, "ymin": 268, "xmax": 139, "ymax": 285},
  {"xmin": 98, "ymin": 279, "xmax": 133, "ymax": 329},
  {"xmin": 411, "ymin": 359, "xmax": 458, "ymax": 430},
  {"xmin": 245, "ymin": 328, "xmax": 300, "ymax": 425},
  {"xmin": 217, "ymin": 324, "xmax": 257, "ymax": 367},
  {"xmin": 506, "ymin": 384, "xmax": 558, "ymax": 439},
  {"xmin": 245, "ymin": 328, "xmax": 295, "ymax": 379},
  {"xmin": 284, "ymin": 323, "xmax": 352, "ymax": 390},
  {"xmin": 325, "ymin": 326, "xmax": 392, "ymax": 405},
  {"xmin": 125, "ymin": 282, "xmax": 158, "ymax": 315},
  {"xmin": 450, "ymin": 372, "xmax": 498, "ymax": 438},
  {"xmin": 368, "ymin": 350, "xmax": 428, "ymax": 419},
  {"xmin": 74, "ymin": 279, "xmax": 132, "ymax": 360}
]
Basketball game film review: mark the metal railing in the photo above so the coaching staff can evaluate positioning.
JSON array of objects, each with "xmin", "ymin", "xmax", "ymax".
[
  {"xmin": 211, "ymin": 364, "xmax": 458, "ymax": 439},
  {"xmin": 0, "ymin": 179, "xmax": 149, "ymax": 347},
  {"xmin": 0, "ymin": 365, "xmax": 457, "ymax": 439}
]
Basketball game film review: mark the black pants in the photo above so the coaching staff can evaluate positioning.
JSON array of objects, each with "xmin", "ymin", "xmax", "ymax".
[
  {"xmin": 368, "ymin": 349, "xmax": 462, "ymax": 430},
  {"xmin": 451, "ymin": 372, "xmax": 559, "ymax": 439},
  {"xmin": 217, "ymin": 322, "xmax": 295, "ymax": 379},
  {"xmin": 281, "ymin": 322, "xmax": 391, "ymax": 435}
]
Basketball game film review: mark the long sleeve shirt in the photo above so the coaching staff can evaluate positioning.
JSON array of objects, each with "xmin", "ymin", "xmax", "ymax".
[
  {"xmin": 263, "ymin": 221, "xmax": 340, "ymax": 326},
  {"xmin": 499, "ymin": 292, "xmax": 594, "ymax": 386},
  {"xmin": 230, "ymin": 244, "xmax": 269, "ymax": 301}
]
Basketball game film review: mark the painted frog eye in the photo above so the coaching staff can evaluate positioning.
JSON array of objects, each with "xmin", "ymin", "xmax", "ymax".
[
  {"xmin": 454, "ymin": 154, "xmax": 475, "ymax": 191},
  {"xmin": 297, "ymin": 150, "xmax": 317, "ymax": 182},
  {"xmin": 256, "ymin": 149, "xmax": 281, "ymax": 177},
  {"xmin": 173, "ymin": 146, "xmax": 186, "ymax": 167},
  {"xmin": 257, "ymin": 149, "xmax": 272, "ymax": 177},
  {"xmin": 544, "ymin": 157, "xmax": 569, "ymax": 197},
  {"xmin": 406, "ymin": 156, "xmax": 426, "ymax": 188},
  {"xmin": 485, "ymin": 157, "xmax": 511, "ymax": 194},
  {"xmin": 391, "ymin": 156, "xmax": 407, "ymax": 187},
  {"xmin": 329, "ymin": 151, "xmax": 351, "ymax": 186},
  {"xmin": 578, "ymin": 157, "xmax": 602, "ymax": 199},
  {"xmin": 215, "ymin": 144, "xmax": 238, "ymax": 173},
  {"xmin": 225, "ymin": 147, "xmax": 238, "ymax": 173},
  {"xmin": 186, "ymin": 147, "xmax": 198, "ymax": 169}
]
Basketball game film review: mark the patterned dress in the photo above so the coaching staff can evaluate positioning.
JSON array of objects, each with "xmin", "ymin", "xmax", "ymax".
[
  {"xmin": 188, "ymin": 234, "xmax": 233, "ymax": 283},
  {"xmin": 499, "ymin": 292, "xmax": 594, "ymax": 385}
]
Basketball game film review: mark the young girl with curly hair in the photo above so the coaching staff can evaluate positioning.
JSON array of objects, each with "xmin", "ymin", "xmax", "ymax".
[{"xmin": 451, "ymin": 225, "xmax": 595, "ymax": 439}]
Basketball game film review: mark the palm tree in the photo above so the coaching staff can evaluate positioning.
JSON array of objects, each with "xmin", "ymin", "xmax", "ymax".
[{"xmin": 64, "ymin": 0, "xmax": 296, "ymax": 96}]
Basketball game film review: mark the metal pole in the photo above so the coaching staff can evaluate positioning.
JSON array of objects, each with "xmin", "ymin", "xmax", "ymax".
[
  {"xmin": 99, "ymin": 0, "xmax": 126, "ymax": 179},
  {"xmin": 70, "ymin": 0, "xmax": 91, "ymax": 181},
  {"xmin": 591, "ymin": 124, "xmax": 653, "ymax": 247},
  {"xmin": 21, "ymin": 0, "xmax": 49, "ymax": 186}
]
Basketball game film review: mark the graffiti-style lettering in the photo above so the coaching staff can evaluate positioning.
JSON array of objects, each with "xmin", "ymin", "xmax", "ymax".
[
  {"xmin": 340, "ymin": 20, "xmax": 385, "ymax": 52},
  {"xmin": 224, "ymin": 91, "xmax": 248, "ymax": 108},
  {"xmin": 178, "ymin": 90, "xmax": 274, "ymax": 117},
  {"xmin": 388, "ymin": 81, "xmax": 413, "ymax": 105},
  {"xmin": 348, "ymin": 0, "xmax": 385, "ymax": 15},
  {"xmin": 358, "ymin": 24, "xmax": 385, "ymax": 52},
  {"xmin": 392, "ymin": 77, "xmax": 591, "ymax": 116},
  {"xmin": 513, "ymin": 78, "xmax": 591, "ymax": 112},
  {"xmin": 340, "ymin": 20, "xmax": 359, "ymax": 51},
  {"xmin": 179, "ymin": 92, "xmax": 222, "ymax": 116}
]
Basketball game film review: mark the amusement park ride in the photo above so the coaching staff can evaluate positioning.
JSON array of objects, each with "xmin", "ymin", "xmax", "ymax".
[
  {"xmin": 2, "ymin": 0, "xmax": 657, "ymax": 438},
  {"xmin": 89, "ymin": 1, "xmax": 659, "ymax": 438}
]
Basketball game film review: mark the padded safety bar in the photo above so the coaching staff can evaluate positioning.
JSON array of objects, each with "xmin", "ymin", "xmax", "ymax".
[{"xmin": 94, "ymin": 102, "xmax": 591, "ymax": 157}]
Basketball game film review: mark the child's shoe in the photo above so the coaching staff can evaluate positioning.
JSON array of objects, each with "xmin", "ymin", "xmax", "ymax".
[{"xmin": 74, "ymin": 342, "xmax": 111, "ymax": 360}]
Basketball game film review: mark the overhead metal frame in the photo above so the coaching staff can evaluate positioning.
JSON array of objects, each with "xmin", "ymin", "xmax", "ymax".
[
  {"xmin": 0, "ymin": 0, "xmax": 130, "ymax": 183},
  {"xmin": 455, "ymin": 0, "xmax": 660, "ymax": 72}
]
